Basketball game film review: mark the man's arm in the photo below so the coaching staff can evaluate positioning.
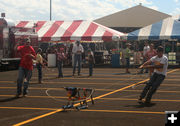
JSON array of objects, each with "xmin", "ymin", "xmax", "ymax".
[
  {"xmin": 27, "ymin": 54, "xmax": 36, "ymax": 60},
  {"xmin": 139, "ymin": 60, "xmax": 164, "ymax": 69},
  {"xmin": 139, "ymin": 60, "xmax": 152, "ymax": 69},
  {"xmin": 14, "ymin": 43, "xmax": 22, "ymax": 57}
]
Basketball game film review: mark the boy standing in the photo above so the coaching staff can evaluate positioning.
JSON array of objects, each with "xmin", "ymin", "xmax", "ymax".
[
  {"xmin": 57, "ymin": 48, "xmax": 66, "ymax": 78},
  {"xmin": 87, "ymin": 50, "xmax": 95, "ymax": 77},
  {"xmin": 36, "ymin": 48, "xmax": 44, "ymax": 83}
]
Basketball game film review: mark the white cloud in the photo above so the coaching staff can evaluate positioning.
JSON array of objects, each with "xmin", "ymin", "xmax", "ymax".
[
  {"xmin": 174, "ymin": 0, "xmax": 179, "ymax": 3},
  {"xmin": 0, "ymin": 2, "xmax": 25, "ymax": 20},
  {"xmin": 106, "ymin": 0, "xmax": 153, "ymax": 7},
  {"xmin": 0, "ymin": 0, "xmax": 130, "ymax": 21},
  {"xmin": 171, "ymin": 8, "xmax": 180, "ymax": 15},
  {"xmin": 52, "ymin": 0, "xmax": 119, "ymax": 20},
  {"xmin": 0, "ymin": 0, "xmax": 51, "ymax": 20},
  {"xmin": 0, "ymin": 0, "xmax": 160, "ymax": 21},
  {"xmin": 148, "ymin": 6, "xmax": 158, "ymax": 11}
]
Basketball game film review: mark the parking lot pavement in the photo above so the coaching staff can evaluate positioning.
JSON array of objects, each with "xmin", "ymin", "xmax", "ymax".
[{"xmin": 0, "ymin": 68, "xmax": 179, "ymax": 126}]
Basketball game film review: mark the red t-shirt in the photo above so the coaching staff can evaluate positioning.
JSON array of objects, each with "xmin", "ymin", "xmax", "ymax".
[
  {"xmin": 17, "ymin": 45, "xmax": 36, "ymax": 70},
  {"xmin": 146, "ymin": 49, "xmax": 157, "ymax": 60},
  {"xmin": 57, "ymin": 52, "xmax": 66, "ymax": 61}
]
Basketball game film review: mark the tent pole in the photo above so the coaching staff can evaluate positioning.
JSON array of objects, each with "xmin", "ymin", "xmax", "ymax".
[{"xmin": 50, "ymin": 0, "xmax": 52, "ymax": 21}]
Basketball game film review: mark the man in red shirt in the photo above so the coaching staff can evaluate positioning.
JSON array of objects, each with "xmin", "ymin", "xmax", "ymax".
[{"xmin": 15, "ymin": 38, "xmax": 36, "ymax": 97}]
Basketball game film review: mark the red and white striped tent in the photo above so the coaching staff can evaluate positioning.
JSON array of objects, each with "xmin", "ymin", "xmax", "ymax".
[{"xmin": 15, "ymin": 20, "xmax": 124, "ymax": 42}]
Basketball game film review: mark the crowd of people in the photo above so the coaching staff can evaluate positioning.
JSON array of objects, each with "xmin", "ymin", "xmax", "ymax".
[
  {"xmin": 14, "ymin": 39, "xmax": 95, "ymax": 96},
  {"xmin": 14, "ymin": 38, "xmax": 168, "ymax": 105},
  {"xmin": 122, "ymin": 42, "xmax": 158, "ymax": 75}
]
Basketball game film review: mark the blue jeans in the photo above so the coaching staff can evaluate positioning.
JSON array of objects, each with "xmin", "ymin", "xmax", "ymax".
[
  {"xmin": 139, "ymin": 73, "xmax": 165, "ymax": 102},
  {"xmin": 89, "ymin": 63, "xmax": 93, "ymax": 76},
  {"xmin": 57, "ymin": 60, "xmax": 63, "ymax": 77},
  {"xmin": 73, "ymin": 54, "xmax": 82, "ymax": 75},
  {"xmin": 17, "ymin": 67, "xmax": 32, "ymax": 95},
  {"xmin": 126, "ymin": 58, "xmax": 130, "ymax": 68},
  {"xmin": 36, "ymin": 63, "xmax": 42, "ymax": 81}
]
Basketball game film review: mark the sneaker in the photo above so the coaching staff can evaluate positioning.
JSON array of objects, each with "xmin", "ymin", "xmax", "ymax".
[
  {"xmin": 23, "ymin": 94, "xmax": 28, "ymax": 97},
  {"xmin": 15, "ymin": 94, "xmax": 21, "ymax": 98}
]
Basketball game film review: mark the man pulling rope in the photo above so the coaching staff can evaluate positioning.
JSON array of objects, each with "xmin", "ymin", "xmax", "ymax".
[{"xmin": 137, "ymin": 46, "xmax": 168, "ymax": 104}]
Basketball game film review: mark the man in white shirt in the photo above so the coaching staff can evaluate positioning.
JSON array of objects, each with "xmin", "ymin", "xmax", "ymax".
[
  {"xmin": 72, "ymin": 41, "xmax": 84, "ymax": 76},
  {"xmin": 138, "ymin": 46, "xmax": 168, "ymax": 104},
  {"xmin": 143, "ymin": 42, "xmax": 150, "ymax": 58},
  {"xmin": 139, "ymin": 42, "xmax": 150, "ymax": 73}
]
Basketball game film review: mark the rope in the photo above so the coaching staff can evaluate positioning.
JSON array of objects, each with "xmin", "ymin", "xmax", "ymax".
[{"xmin": 45, "ymin": 87, "xmax": 95, "ymax": 104}]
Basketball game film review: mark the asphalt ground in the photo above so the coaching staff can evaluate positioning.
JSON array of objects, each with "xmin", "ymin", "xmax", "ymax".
[{"xmin": 0, "ymin": 67, "xmax": 179, "ymax": 126}]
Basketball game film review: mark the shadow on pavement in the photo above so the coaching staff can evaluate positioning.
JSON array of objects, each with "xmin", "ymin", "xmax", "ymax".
[
  {"xmin": 113, "ymin": 73, "xmax": 131, "ymax": 75},
  {"xmin": 124, "ymin": 103, "xmax": 156, "ymax": 108},
  {"xmin": 0, "ymin": 96, "xmax": 20, "ymax": 102}
]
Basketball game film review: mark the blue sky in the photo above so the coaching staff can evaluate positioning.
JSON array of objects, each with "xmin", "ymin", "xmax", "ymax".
[{"xmin": 0, "ymin": 0, "xmax": 180, "ymax": 21}]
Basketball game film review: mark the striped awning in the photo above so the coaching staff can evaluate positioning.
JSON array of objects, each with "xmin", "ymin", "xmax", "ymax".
[
  {"xmin": 15, "ymin": 20, "xmax": 124, "ymax": 42},
  {"xmin": 125, "ymin": 15, "xmax": 180, "ymax": 40},
  {"xmin": 11, "ymin": 27, "xmax": 37, "ymax": 36}
]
